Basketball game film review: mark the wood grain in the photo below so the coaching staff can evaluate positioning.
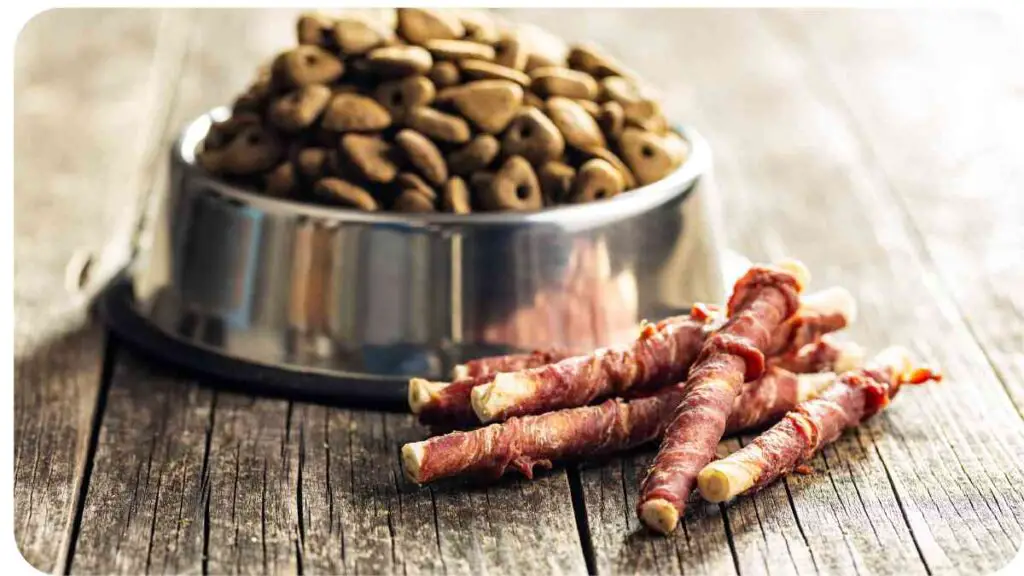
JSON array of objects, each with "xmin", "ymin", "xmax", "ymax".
[{"xmin": 13, "ymin": 9, "xmax": 194, "ymax": 571}]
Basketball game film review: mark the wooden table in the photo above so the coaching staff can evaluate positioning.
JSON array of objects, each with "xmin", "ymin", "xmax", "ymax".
[{"xmin": 15, "ymin": 8, "xmax": 1024, "ymax": 575}]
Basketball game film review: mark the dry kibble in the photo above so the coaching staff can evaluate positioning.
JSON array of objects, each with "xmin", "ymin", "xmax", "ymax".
[
  {"xmin": 272, "ymin": 46, "xmax": 345, "ymax": 88},
  {"xmin": 397, "ymin": 8, "xmax": 465, "ymax": 45},
  {"xmin": 395, "ymin": 129, "xmax": 448, "ymax": 185},
  {"xmin": 598, "ymin": 101, "xmax": 625, "ymax": 140},
  {"xmin": 623, "ymin": 99, "xmax": 668, "ymax": 133},
  {"xmin": 459, "ymin": 59, "xmax": 532, "ymax": 87},
  {"xmin": 296, "ymin": 147, "xmax": 330, "ymax": 181},
  {"xmin": 315, "ymin": 177, "xmax": 379, "ymax": 210},
  {"xmin": 484, "ymin": 156, "xmax": 543, "ymax": 211},
  {"xmin": 404, "ymin": 106, "xmax": 471, "ymax": 143},
  {"xmin": 428, "ymin": 61, "xmax": 461, "ymax": 88},
  {"xmin": 523, "ymin": 92, "xmax": 545, "ymax": 108},
  {"xmin": 576, "ymin": 99, "xmax": 602, "ymax": 117},
  {"xmin": 448, "ymin": 80, "xmax": 523, "ymax": 134},
  {"xmin": 538, "ymin": 161, "xmax": 575, "ymax": 204},
  {"xmin": 516, "ymin": 24, "xmax": 569, "ymax": 73},
  {"xmin": 546, "ymin": 97, "xmax": 606, "ymax": 150},
  {"xmin": 333, "ymin": 17, "xmax": 393, "ymax": 55},
  {"xmin": 396, "ymin": 172, "xmax": 437, "ymax": 200},
  {"xmin": 459, "ymin": 10, "xmax": 500, "ymax": 43},
  {"xmin": 204, "ymin": 113, "xmax": 261, "ymax": 150},
  {"xmin": 567, "ymin": 43, "xmax": 630, "ymax": 78},
  {"xmin": 374, "ymin": 76, "xmax": 436, "ymax": 118},
  {"xmin": 297, "ymin": 13, "xmax": 334, "ymax": 47},
  {"xmin": 582, "ymin": 146, "xmax": 637, "ymax": 190},
  {"xmin": 447, "ymin": 134, "xmax": 500, "ymax": 175},
  {"xmin": 322, "ymin": 93, "xmax": 392, "ymax": 132},
  {"xmin": 264, "ymin": 162, "xmax": 297, "ymax": 197},
  {"xmin": 425, "ymin": 39, "xmax": 496, "ymax": 61},
  {"xmin": 394, "ymin": 189, "xmax": 437, "ymax": 212},
  {"xmin": 493, "ymin": 36, "xmax": 527, "ymax": 71},
  {"xmin": 268, "ymin": 84, "xmax": 331, "ymax": 132},
  {"xmin": 571, "ymin": 158, "xmax": 625, "ymax": 202},
  {"xmin": 470, "ymin": 171, "xmax": 495, "ymax": 196},
  {"xmin": 442, "ymin": 176, "xmax": 472, "ymax": 213},
  {"xmin": 366, "ymin": 45, "xmax": 433, "ymax": 77},
  {"xmin": 618, "ymin": 128, "xmax": 679, "ymax": 185},
  {"xmin": 530, "ymin": 67, "xmax": 599, "ymax": 100},
  {"xmin": 662, "ymin": 130, "xmax": 691, "ymax": 165},
  {"xmin": 502, "ymin": 107, "xmax": 565, "ymax": 166},
  {"xmin": 340, "ymin": 134, "xmax": 399, "ymax": 183},
  {"xmin": 199, "ymin": 124, "xmax": 282, "ymax": 175}
]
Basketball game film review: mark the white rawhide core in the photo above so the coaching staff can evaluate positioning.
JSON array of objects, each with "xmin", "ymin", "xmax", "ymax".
[
  {"xmin": 408, "ymin": 378, "xmax": 447, "ymax": 414},
  {"xmin": 800, "ymin": 286, "xmax": 858, "ymax": 324},
  {"xmin": 470, "ymin": 373, "xmax": 533, "ymax": 423},
  {"xmin": 401, "ymin": 442, "xmax": 427, "ymax": 484}
]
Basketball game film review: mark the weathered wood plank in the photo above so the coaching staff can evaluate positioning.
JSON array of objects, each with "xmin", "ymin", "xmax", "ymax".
[
  {"xmin": 14, "ymin": 9, "xmax": 194, "ymax": 571},
  {"xmin": 504, "ymin": 8, "xmax": 1024, "ymax": 574}
]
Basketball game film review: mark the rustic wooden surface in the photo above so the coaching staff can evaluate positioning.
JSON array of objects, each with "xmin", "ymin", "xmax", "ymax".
[{"xmin": 14, "ymin": 8, "xmax": 1024, "ymax": 575}]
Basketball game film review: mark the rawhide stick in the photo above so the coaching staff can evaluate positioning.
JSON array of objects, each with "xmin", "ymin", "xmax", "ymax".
[
  {"xmin": 698, "ymin": 346, "xmax": 940, "ymax": 503},
  {"xmin": 770, "ymin": 337, "xmax": 864, "ymax": 375},
  {"xmin": 452, "ymin": 349, "xmax": 575, "ymax": 381},
  {"xmin": 637, "ymin": 260, "xmax": 809, "ymax": 535}
]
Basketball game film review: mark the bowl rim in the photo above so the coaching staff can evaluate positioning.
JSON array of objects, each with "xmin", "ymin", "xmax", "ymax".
[{"xmin": 174, "ymin": 106, "xmax": 712, "ymax": 228}]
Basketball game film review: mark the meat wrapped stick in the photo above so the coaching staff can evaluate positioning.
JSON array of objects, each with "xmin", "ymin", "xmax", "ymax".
[
  {"xmin": 452, "ymin": 349, "xmax": 574, "ymax": 380},
  {"xmin": 637, "ymin": 260, "xmax": 810, "ymax": 534},
  {"xmin": 402, "ymin": 351, "xmax": 859, "ymax": 485},
  {"xmin": 698, "ymin": 346, "xmax": 940, "ymax": 503}
]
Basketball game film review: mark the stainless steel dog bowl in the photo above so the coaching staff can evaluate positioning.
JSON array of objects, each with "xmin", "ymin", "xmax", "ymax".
[{"xmin": 109, "ymin": 107, "xmax": 727, "ymax": 405}]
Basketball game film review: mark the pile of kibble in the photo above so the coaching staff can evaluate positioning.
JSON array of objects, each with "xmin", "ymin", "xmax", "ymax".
[{"xmin": 196, "ymin": 9, "xmax": 689, "ymax": 213}]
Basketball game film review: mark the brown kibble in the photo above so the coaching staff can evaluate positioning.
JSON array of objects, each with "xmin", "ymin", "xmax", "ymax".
[
  {"xmin": 333, "ymin": 17, "xmax": 392, "ymax": 55},
  {"xmin": 198, "ymin": 123, "xmax": 283, "ymax": 176},
  {"xmin": 404, "ymin": 106, "xmax": 471, "ymax": 143},
  {"xmin": 296, "ymin": 147, "xmax": 330, "ymax": 181},
  {"xmin": 204, "ymin": 113, "xmax": 261, "ymax": 150},
  {"xmin": 374, "ymin": 76, "xmax": 436, "ymax": 118},
  {"xmin": 395, "ymin": 129, "xmax": 448, "ymax": 186},
  {"xmin": 397, "ymin": 8, "xmax": 465, "ymax": 45},
  {"xmin": 396, "ymin": 172, "xmax": 438, "ymax": 200},
  {"xmin": 623, "ymin": 99, "xmax": 667, "ymax": 134},
  {"xmin": 662, "ymin": 130, "xmax": 691, "ymax": 165},
  {"xmin": 570, "ymin": 158, "xmax": 625, "ymax": 202},
  {"xmin": 425, "ymin": 39, "xmax": 495, "ymax": 62},
  {"xmin": 448, "ymin": 80, "xmax": 523, "ymax": 134},
  {"xmin": 530, "ymin": 67, "xmax": 599, "ymax": 100},
  {"xmin": 268, "ymin": 84, "xmax": 331, "ymax": 132},
  {"xmin": 459, "ymin": 10, "xmax": 500, "ymax": 44},
  {"xmin": 366, "ymin": 45, "xmax": 433, "ymax": 77},
  {"xmin": 322, "ymin": 93, "xmax": 391, "ymax": 132},
  {"xmin": 393, "ymin": 189, "xmax": 437, "ymax": 212},
  {"xmin": 442, "ymin": 176, "xmax": 472, "ymax": 214},
  {"xmin": 340, "ymin": 134, "xmax": 399, "ymax": 183},
  {"xmin": 483, "ymin": 156, "xmax": 543, "ymax": 211},
  {"xmin": 618, "ymin": 128, "xmax": 678, "ymax": 185},
  {"xmin": 297, "ymin": 13, "xmax": 334, "ymax": 47},
  {"xmin": 538, "ymin": 161, "xmax": 575, "ymax": 205},
  {"xmin": 264, "ymin": 162, "xmax": 297, "ymax": 197},
  {"xmin": 524, "ymin": 92, "xmax": 545, "ymax": 108},
  {"xmin": 493, "ymin": 36, "xmax": 527, "ymax": 71},
  {"xmin": 428, "ymin": 61, "xmax": 461, "ymax": 88},
  {"xmin": 582, "ymin": 146, "xmax": 637, "ymax": 190},
  {"xmin": 469, "ymin": 171, "xmax": 495, "ymax": 196},
  {"xmin": 459, "ymin": 60, "xmax": 531, "ymax": 87},
  {"xmin": 314, "ymin": 177, "xmax": 379, "ymax": 210},
  {"xmin": 600, "ymin": 76, "xmax": 643, "ymax": 105},
  {"xmin": 272, "ymin": 46, "xmax": 345, "ymax": 88},
  {"xmin": 502, "ymin": 107, "xmax": 565, "ymax": 166},
  {"xmin": 576, "ymin": 99, "xmax": 602, "ymax": 117},
  {"xmin": 545, "ymin": 97, "xmax": 606, "ymax": 150},
  {"xmin": 447, "ymin": 134, "xmax": 500, "ymax": 175},
  {"xmin": 598, "ymin": 101, "xmax": 625, "ymax": 140},
  {"xmin": 516, "ymin": 23, "xmax": 569, "ymax": 73},
  {"xmin": 567, "ymin": 43, "xmax": 630, "ymax": 78}
]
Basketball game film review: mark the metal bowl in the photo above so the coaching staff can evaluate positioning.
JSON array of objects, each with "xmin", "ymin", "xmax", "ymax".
[{"xmin": 122, "ymin": 107, "xmax": 726, "ymax": 400}]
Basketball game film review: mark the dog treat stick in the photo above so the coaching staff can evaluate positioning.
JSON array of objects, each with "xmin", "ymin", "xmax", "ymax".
[
  {"xmin": 452, "ymin": 349, "xmax": 575, "ymax": 381},
  {"xmin": 770, "ymin": 337, "xmax": 864, "ymax": 375},
  {"xmin": 402, "ymin": 357, "xmax": 856, "ymax": 485},
  {"xmin": 698, "ymin": 347, "xmax": 941, "ymax": 503},
  {"xmin": 768, "ymin": 287, "xmax": 856, "ymax": 356},
  {"xmin": 637, "ymin": 260, "xmax": 809, "ymax": 534}
]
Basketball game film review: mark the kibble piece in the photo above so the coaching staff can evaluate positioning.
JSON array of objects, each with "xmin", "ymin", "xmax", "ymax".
[
  {"xmin": 582, "ymin": 146, "xmax": 637, "ymax": 190},
  {"xmin": 404, "ymin": 106, "xmax": 472, "ymax": 144},
  {"xmin": 297, "ymin": 13, "xmax": 335, "ymax": 47},
  {"xmin": 662, "ymin": 130, "xmax": 691, "ymax": 165},
  {"xmin": 398, "ymin": 8, "xmax": 465, "ymax": 45},
  {"xmin": 600, "ymin": 75, "xmax": 644, "ymax": 105},
  {"xmin": 567, "ymin": 43, "xmax": 630, "ymax": 78},
  {"xmin": 374, "ymin": 76, "xmax": 436, "ymax": 118},
  {"xmin": 394, "ymin": 189, "xmax": 437, "ymax": 212},
  {"xmin": 395, "ymin": 129, "xmax": 448, "ymax": 186},
  {"xmin": 296, "ymin": 147, "xmax": 330, "ymax": 181},
  {"xmin": 571, "ymin": 158, "xmax": 625, "ymax": 202},
  {"xmin": 425, "ymin": 39, "xmax": 496, "ymax": 62},
  {"xmin": 366, "ymin": 45, "xmax": 433, "ymax": 77},
  {"xmin": 546, "ymin": 97, "xmax": 606, "ymax": 150},
  {"xmin": 470, "ymin": 171, "xmax": 495, "ymax": 196},
  {"xmin": 442, "ymin": 176, "xmax": 472, "ymax": 214},
  {"xmin": 493, "ymin": 36, "xmax": 527, "ymax": 71},
  {"xmin": 598, "ymin": 101, "xmax": 625, "ymax": 140},
  {"xmin": 447, "ymin": 134, "xmax": 500, "ymax": 175},
  {"xmin": 448, "ymin": 80, "xmax": 524, "ymax": 134},
  {"xmin": 459, "ymin": 60, "xmax": 531, "ymax": 87},
  {"xmin": 315, "ymin": 177, "xmax": 379, "ymax": 211},
  {"xmin": 204, "ymin": 113, "xmax": 262, "ymax": 150},
  {"xmin": 333, "ymin": 17, "xmax": 392, "ymax": 55},
  {"xmin": 516, "ymin": 23, "xmax": 569, "ymax": 73},
  {"xmin": 576, "ymin": 99, "xmax": 602, "ymax": 117},
  {"xmin": 538, "ymin": 161, "xmax": 575, "ymax": 205},
  {"xmin": 623, "ymin": 99, "xmax": 667, "ymax": 134},
  {"xmin": 530, "ymin": 67, "xmax": 599, "ymax": 100},
  {"xmin": 396, "ymin": 172, "xmax": 438, "ymax": 200},
  {"xmin": 502, "ymin": 107, "xmax": 565, "ymax": 166},
  {"xmin": 322, "ymin": 93, "xmax": 392, "ymax": 132},
  {"xmin": 268, "ymin": 84, "xmax": 332, "ymax": 132},
  {"xmin": 523, "ymin": 92, "xmax": 545, "ymax": 108},
  {"xmin": 199, "ymin": 124, "xmax": 283, "ymax": 176},
  {"xmin": 459, "ymin": 10, "xmax": 500, "ymax": 43},
  {"xmin": 340, "ymin": 133, "xmax": 399, "ymax": 183},
  {"xmin": 618, "ymin": 128, "xmax": 679, "ymax": 185},
  {"xmin": 272, "ymin": 46, "xmax": 345, "ymax": 88},
  {"xmin": 428, "ymin": 61, "xmax": 461, "ymax": 88},
  {"xmin": 264, "ymin": 162, "xmax": 297, "ymax": 197},
  {"xmin": 484, "ymin": 156, "xmax": 543, "ymax": 211}
]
